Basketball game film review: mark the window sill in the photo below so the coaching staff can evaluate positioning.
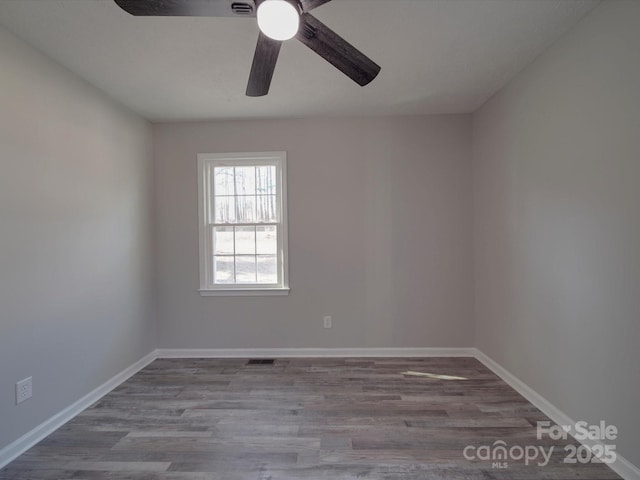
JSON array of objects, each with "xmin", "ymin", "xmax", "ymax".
[{"xmin": 198, "ymin": 288, "xmax": 290, "ymax": 297}]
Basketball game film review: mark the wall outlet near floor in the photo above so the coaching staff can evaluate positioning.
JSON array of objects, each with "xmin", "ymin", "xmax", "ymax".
[
  {"xmin": 16, "ymin": 376, "xmax": 32, "ymax": 404},
  {"xmin": 323, "ymin": 316, "xmax": 332, "ymax": 329}
]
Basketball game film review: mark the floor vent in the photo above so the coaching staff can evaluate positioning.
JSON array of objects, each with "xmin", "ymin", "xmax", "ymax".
[{"xmin": 247, "ymin": 359, "xmax": 275, "ymax": 365}]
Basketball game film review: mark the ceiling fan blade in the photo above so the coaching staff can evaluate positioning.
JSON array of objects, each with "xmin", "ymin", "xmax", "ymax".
[
  {"xmin": 298, "ymin": 0, "xmax": 332, "ymax": 12},
  {"xmin": 113, "ymin": 0, "xmax": 256, "ymax": 17},
  {"xmin": 246, "ymin": 32, "xmax": 282, "ymax": 96},
  {"xmin": 295, "ymin": 13, "xmax": 380, "ymax": 87}
]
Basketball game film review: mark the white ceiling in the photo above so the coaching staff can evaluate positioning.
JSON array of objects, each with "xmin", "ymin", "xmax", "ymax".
[{"xmin": 0, "ymin": 0, "xmax": 598, "ymax": 121}]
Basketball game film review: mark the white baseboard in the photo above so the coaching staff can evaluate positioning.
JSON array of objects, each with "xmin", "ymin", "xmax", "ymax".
[
  {"xmin": 473, "ymin": 349, "xmax": 575, "ymax": 428},
  {"xmin": 0, "ymin": 350, "xmax": 157, "ymax": 470},
  {"xmin": 473, "ymin": 348, "xmax": 640, "ymax": 480},
  {"xmin": 155, "ymin": 347, "xmax": 476, "ymax": 358}
]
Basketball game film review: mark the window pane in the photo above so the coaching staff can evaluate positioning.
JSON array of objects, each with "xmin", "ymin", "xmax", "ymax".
[
  {"xmin": 236, "ymin": 255, "xmax": 257, "ymax": 283},
  {"xmin": 234, "ymin": 167, "xmax": 256, "ymax": 195},
  {"xmin": 256, "ymin": 166, "xmax": 276, "ymax": 195},
  {"xmin": 200, "ymin": 155, "xmax": 288, "ymax": 292},
  {"xmin": 257, "ymin": 255, "xmax": 278, "ymax": 284},
  {"xmin": 214, "ymin": 167, "xmax": 234, "ymax": 196},
  {"xmin": 235, "ymin": 226, "xmax": 255, "ymax": 255},
  {"xmin": 235, "ymin": 195, "xmax": 256, "ymax": 223},
  {"xmin": 214, "ymin": 256, "xmax": 234, "ymax": 284},
  {"xmin": 214, "ymin": 196, "xmax": 236, "ymax": 223},
  {"xmin": 256, "ymin": 195, "xmax": 277, "ymax": 223},
  {"xmin": 256, "ymin": 225, "xmax": 277, "ymax": 254},
  {"xmin": 214, "ymin": 226, "xmax": 234, "ymax": 255}
]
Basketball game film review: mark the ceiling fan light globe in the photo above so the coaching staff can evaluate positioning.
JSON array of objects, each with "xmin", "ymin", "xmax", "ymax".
[{"xmin": 257, "ymin": 0, "xmax": 300, "ymax": 41}]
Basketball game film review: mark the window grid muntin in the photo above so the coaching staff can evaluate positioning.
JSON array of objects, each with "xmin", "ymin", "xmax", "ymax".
[
  {"xmin": 207, "ymin": 159, "xmax": 283, "ymax": 288},
  {"xmin": 210, "ymin": 224, "xmax": 280, "ymax": 285},
  {"xmin": 212, "ymin": 195, "xmax": 279, "ymax": 224}
]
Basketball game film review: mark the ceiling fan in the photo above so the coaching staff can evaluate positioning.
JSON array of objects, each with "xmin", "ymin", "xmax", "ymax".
[{"xmin": 113, "ymin": 0, "xmax": 381, "ymax": 97}]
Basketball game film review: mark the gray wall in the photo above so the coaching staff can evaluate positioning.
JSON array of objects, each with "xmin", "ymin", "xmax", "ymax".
[
  {"xmin": 154, "ymin": 115, "xmax": 474, "ymax": 348},
  {"xmin": 0, "ymin": 28, "xmax": 155, "ymax": 450},
  {"xmin": 473, "ymin": 1, "xmax": 640, "ymax": 467}
]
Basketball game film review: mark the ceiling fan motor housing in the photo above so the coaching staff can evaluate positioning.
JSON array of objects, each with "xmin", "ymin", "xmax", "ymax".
[{"xmin": 231, "ymin": 2, "xmax": 254, "ymax": 15}]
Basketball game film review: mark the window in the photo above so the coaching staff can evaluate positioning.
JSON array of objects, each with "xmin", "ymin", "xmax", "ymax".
[{"xmin": 197, "ymin": 152, "xmax": 289, "ymax": 296}]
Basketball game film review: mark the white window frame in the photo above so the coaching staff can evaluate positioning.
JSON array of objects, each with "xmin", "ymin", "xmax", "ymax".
[{"xmin": 197, "ymin": 151, "xmax": 289, "ymax": 296}]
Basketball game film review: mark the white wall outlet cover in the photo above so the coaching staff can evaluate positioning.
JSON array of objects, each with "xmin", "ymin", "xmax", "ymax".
[
  {"xmin": 16, "ymin": 377, "xmax": 32, "ymax": 404},
  {"xmin": 323, "ymin": 316, "xmax": 332, "ymax": 328}
]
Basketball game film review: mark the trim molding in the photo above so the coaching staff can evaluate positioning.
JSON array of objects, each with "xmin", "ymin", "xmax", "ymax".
[
  {"xmin": 474, "ymin": 348, "xmax": 640, "ymax": 480},
  {"xmin": 155, "ymin": 347, "xmax": 476, "ymax": 358},
  {"xmin": 0, "ymin": 350, "xmax": 157, "ymax": 470}
]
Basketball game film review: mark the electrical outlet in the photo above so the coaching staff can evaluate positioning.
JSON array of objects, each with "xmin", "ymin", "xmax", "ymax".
[
  {"xmin": 16, "ymin": 377, "xmax": 32, "ymax": 404},
  {"xmin": 323, "ymin": 316, "xmax": 332, "ymax": 329}
]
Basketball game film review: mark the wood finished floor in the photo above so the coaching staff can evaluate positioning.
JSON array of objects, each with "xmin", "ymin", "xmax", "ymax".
[{"xmin": 1, "ymin": 357, "xmax": 621, "ymax": 479}]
